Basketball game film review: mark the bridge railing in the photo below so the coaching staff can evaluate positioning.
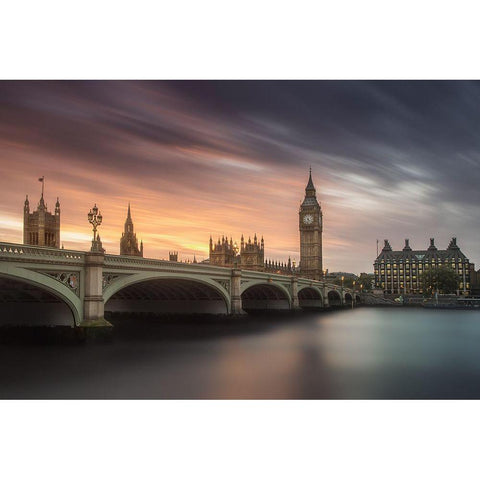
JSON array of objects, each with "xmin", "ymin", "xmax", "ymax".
[
  {"xmin": 0, "ymin": 242, "xmax": 353, "ymax": 294},
  {"xmin": 104, "ymin": 254, "xmax": 235, "ymax": 273},
  {"xmin": 0, "ymin": 242, "xmax": 85, "ymax": 262}
]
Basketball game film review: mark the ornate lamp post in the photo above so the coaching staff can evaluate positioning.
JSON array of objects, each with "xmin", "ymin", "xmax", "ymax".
[{"xmin": 88, "ymin": 204, "xmax": 104, "ymax": 253}]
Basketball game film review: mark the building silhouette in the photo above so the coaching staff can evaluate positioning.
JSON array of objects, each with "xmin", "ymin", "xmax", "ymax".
[
  {"xmin": 264, "ymin": 258, "xmax": 292, "ymax": 274},
  {"xmin": 208, "ymin": 233, "xmax": 295, "ymax": 274},
  {"xmin": 374, "ymin": 237, "xmax": 471, "ymax": 294},
  {"xmin": 299, "ymin": 168, "xmax": 323, "ymax": 279},
  {"xmin": 120, "ymin": 203, "xmax": 143, "ymax": 257},
  {"xmin": 209, "ymin": 236, "xmax": 236, "ymax": 267},
  {"xmin": 23, "ymin": 189, "xmax": 60, "ymax": 248},
  {"xmin": 207, "ymin": 169, "xmax": 319, "ymax": 276},
  {"xmin": 239, "ymin": 234, "xmax": 264, "ymax": 271}
]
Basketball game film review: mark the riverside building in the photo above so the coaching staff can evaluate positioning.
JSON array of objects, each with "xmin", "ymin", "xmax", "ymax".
[{"xmin": 374, "ymin": 238, "xmax": 471, "ymax": 294}]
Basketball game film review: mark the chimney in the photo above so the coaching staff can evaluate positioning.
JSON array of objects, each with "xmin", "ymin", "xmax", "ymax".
[{"xmin": 382, "ymin": 239, "xmax": 392, "ymax": 252}]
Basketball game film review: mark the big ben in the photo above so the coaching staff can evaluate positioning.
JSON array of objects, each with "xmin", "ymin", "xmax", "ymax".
[{"xmin": 299, "ymin": 168, "xmax": 323, "ymax": 280}]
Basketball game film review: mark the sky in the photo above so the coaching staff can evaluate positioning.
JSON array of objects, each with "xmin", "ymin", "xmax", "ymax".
[{"xmin": 1, "ymin": 80, "xmax": 480, "ymax": 274}]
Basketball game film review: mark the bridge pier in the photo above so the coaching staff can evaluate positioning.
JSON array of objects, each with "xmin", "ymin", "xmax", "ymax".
[
  {"xmin": 82, "ymin": 252, "xmax": 112, "ymax": 327},
  {"xmin": 230, "ymin": 269, "xmax": 246, "ymax": 314},
  {"xmin": 322, "ymin": 284, "xmax": 330, "ymax": 308},
  {"xmin": 291, "ymin": 276, "xmax": 300, "ymax": 310}
]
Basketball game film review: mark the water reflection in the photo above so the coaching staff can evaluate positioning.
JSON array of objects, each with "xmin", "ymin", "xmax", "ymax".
[{"xmin": 1, "ymin": 308, "xmax": 480, "ymax": 398}]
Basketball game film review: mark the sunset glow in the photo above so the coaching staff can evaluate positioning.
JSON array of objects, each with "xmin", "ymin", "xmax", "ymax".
[{"xmin": 2, "ymin": 81, "xmax": 480, "ymax": 273}]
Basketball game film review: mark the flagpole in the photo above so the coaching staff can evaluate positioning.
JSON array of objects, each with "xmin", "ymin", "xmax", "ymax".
[{"xmin": 39, "ymin": 176, "xmax": 45, "ymax": 197}]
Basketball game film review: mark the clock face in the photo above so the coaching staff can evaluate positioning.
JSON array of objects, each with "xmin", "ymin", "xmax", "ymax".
[{"xmin": 303, "ymin": 214, "xmax": 314, "ymax": 225}]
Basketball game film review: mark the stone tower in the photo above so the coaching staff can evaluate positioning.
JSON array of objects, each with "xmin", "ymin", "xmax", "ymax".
[
  {"xmin": 120, "ymin": 203, "xmax": 143, "ymax": 257},
  {"xmin": 239, "ymin": 234, "xmax": 264, "ymax": 271},
  {"xmin": 299, "ymin": 168, "xmax": 323, "ymax": 279},
  {"xmin": 23, "ymin": 182, "xmax": 60, "ymax": 248},
  {"xmin": 209, "ymin": 236, "xmax": 235, "ymax": 267}
]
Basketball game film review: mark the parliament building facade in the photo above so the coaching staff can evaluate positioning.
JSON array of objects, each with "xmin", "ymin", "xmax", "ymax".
[
  {"xmin": 207, "ymin": 169, "xmax": 323, "ymax": 278},
  {"xmin": 23, "ymin": 192, "xmax": 60, "ymax": 248}
]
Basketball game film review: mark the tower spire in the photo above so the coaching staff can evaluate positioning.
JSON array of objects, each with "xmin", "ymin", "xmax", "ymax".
[
  {"xmin": 306, "ymin": 167, "xmax": 315, "ymax": 194},
  {"xmin": 38, "ymin": 176, "xmax": 45, "ymax": 198},
  {"xmin": 120, "ymin": 203, "xmax": 143, "ymax": 257},
  {"xmin": 125, "ymin": 203, "xmax": 133, "ymax": 229}
]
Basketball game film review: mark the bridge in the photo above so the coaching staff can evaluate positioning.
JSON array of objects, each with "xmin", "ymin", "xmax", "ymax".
[{"xmin": 0, "ymin": 242, "xmax": 359, "ymax": 327}]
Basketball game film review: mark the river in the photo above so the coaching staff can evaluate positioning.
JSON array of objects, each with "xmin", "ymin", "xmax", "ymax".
[{"xmin": 1, "ymin": 307, "xmax": 480, "ymax": 399}]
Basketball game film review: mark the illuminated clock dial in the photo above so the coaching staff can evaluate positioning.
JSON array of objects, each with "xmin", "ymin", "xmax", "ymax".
[{"xmin": 303, "ymin": 214, "xmax": 314, "ymax": 224}]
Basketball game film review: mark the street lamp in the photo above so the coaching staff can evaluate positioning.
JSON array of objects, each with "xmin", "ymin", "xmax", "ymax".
[{"xmin": 88, "ymin": 203, "xmax": 104, "ymax": 253}]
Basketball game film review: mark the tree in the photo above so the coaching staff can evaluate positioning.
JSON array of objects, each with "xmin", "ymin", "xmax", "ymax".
[
  {"xmin": 419, "ymin": 265, "xmax": 459, "ymax": 295},
  {"xmin": 358, "ymin": 273, "xmax": 375, "ymax": 292},
  {"xmin": 331, "ymin": 274, "xmax": 374, "ymax": 292},
  {"xmin": 332, "ymin": 276, "xmax": 356, "ymax": 289}
]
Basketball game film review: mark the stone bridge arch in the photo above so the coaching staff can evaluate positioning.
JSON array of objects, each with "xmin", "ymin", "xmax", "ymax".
[
  {"xmin": 297, "ymin": 285, "xmax": 324, "ymax": 309},
  {"xmin": 327, "ymin": 289, "xmax": 343, "ymax": 306},
  {"xmin": 345, "ymin": 292, "xmax": 353, "ymax": 305},
  {"xmin": 240, "ymin": 280, "xmax": 292, "ymax": 311},
  {"xmin": 103, "ymin": 271, "xmax": 231, "ymax": 315},
  {"xmin": 0, "ymin": 263, "xmax": 82, "ymax": 326}
]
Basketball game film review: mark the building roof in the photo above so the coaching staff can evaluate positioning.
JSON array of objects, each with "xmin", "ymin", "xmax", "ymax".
[
  {"xmin": 375, "ymin": 238, "xmax": 468, "ymax": 263},
  {"xmin": 306, "ymin": 167, "xmax": 315, "ymax": 192},
  {"xmin": 301, "ymin": 168, "xmax": 319, "ymax": 207}
]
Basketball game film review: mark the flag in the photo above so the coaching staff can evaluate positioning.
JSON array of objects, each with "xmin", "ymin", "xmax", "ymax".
[{"xmin": 38, "ymin": 176, "xmax": 44, "ymax": 182}]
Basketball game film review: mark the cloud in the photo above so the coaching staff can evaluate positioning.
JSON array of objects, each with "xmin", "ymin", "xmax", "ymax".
[{"xmin": 1, "ymin": 80, "xmax": 480, "ymax": 272}]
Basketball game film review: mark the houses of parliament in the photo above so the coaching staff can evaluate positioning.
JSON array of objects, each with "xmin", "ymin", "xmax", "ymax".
[
  {"xmin": 21, "ymin": 170, "xmax": 325, "ymax": 280},
  {"xmin": 208, "ymin": 169, "xmax": 323, "ymax": 279}
]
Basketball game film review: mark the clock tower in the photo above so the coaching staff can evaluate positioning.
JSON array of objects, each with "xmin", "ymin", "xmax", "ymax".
[{"xmin": 299, "ymin": 168, "xmax": 323, "ymax": 280}]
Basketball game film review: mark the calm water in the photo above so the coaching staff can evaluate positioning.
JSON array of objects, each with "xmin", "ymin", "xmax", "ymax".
[{"xmin": 2, "ymin": 307, "xmax": 480, "ymax": 399}]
